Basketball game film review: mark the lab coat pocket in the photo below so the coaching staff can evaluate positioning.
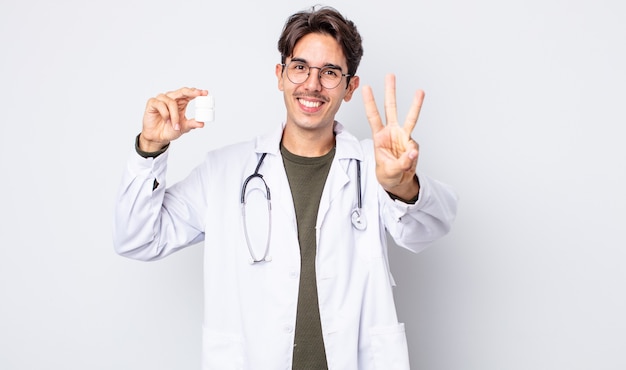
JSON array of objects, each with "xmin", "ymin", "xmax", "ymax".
[
  {"xmin": 202, "ymin": 327, "xmax": 244, "ymax": 370},
  {"xmin": 369, "ymin": 323, "xmax": 410, "ymax": 370}
]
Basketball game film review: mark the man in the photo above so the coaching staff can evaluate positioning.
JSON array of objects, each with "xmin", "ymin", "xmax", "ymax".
[{"xmin": 113, "ymin": 6, "xmax": 457, "ymax": 369}]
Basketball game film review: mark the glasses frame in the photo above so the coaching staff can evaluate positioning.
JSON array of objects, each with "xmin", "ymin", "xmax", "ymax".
[{"xmin": 281, "ymin": 60, "xmax": 352, "ymax": 89}]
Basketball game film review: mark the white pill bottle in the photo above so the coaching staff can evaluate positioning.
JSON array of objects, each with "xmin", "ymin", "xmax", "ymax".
[{"xmin": 194, "ymin": 95, "xmax": 215, "ymax": 122}]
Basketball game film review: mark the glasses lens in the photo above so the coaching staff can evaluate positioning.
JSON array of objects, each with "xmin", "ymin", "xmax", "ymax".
[
  {"xmin": 286, "ymin": 62, "xmax": 309, "ymax": 84},
  {"xmin": 319, "ymin": 67, "xmax": 342, "ymax": 89}
]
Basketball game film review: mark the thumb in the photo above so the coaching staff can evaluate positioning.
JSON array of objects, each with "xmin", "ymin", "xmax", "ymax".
[{"xmin": 399, "ymin": 149, "xmax": 418, "ymax": 172}]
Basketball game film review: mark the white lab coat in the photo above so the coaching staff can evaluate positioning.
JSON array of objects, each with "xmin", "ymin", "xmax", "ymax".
[{"xmin": 113, "ymin": 122, "xmax": 458, "ymax": 370}]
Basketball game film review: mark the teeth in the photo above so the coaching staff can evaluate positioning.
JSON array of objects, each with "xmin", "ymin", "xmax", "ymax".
[{"xmin": 299, "ymin": 99, "xmax": 321, "ymax": 108}]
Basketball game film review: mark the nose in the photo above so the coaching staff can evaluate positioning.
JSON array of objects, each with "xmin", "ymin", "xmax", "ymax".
[{"xmin": 303, "ymin": 66, "xmax": 323, "ymax": 90}]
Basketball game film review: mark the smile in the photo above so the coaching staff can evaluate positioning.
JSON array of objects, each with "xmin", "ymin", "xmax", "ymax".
[{"xmin": 298, "ymin": 98, "xmax": 323, "ymax": 108}]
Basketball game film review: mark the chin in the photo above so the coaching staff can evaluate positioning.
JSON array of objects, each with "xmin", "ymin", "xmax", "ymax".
[{"xmin": 295, "ymin": 118, "xmax": 332, "ymax": 131}]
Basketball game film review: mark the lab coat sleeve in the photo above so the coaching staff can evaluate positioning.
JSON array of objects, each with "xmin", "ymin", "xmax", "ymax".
[
  {"xmin": 380, "ymin": 172, "xmax": 458, "ymax": 254},
  {"xmin": 112, "ymin": 149, "xmax": 207, "ymax": 261}
]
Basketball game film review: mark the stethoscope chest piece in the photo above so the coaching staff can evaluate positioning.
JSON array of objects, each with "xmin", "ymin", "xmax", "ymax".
[{"xmin": 351, "ymin": 209, "xmax": 367, "ymax": 231}]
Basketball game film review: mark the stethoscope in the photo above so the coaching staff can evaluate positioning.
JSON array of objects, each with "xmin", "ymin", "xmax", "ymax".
[{"xmin": 240, "ymin": 152, "xmax": 366, "ymax": 264}]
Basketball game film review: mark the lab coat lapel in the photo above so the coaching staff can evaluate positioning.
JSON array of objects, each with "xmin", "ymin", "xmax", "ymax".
[
  {"xmin": 316, "ymin": 123, "xmax": 364, "ymax": 234},
  {"xmin": 254, "ymin": 123, "xmax": 297, "ymax": 228},
  {"xmin": 317, "ymin": 159, "xmax": 349, "ymax": 228}
]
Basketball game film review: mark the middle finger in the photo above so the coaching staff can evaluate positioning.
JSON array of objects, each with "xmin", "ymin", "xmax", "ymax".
[{"xmin": 384, "ymin": 74, "xmax": 398, "ymax": 126}]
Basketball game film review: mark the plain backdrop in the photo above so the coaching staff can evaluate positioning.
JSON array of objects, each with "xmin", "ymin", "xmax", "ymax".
[{"xmin": 1, "ymin": 0, "xmax": 625, "ymax": 369}]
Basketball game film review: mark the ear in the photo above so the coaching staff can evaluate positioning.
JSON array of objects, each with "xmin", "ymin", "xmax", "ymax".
[
  {"xmin": 275, "ymin": 64, "xmax": 285, "ymax": 91},
  {"xmin": 342, "ymin": 75, "xmax": 360, "ymax": 102}
]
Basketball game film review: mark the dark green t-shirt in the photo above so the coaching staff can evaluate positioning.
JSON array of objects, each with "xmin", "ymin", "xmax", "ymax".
[{"xmin": 281, "ymin": 144, "xmax": 335, "ymax": 370}]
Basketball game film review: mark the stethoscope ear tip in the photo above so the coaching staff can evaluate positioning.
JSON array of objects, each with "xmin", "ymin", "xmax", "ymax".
[{"xmin": 264, "ymin": 255, "xmax": 273, "ymax": 262}]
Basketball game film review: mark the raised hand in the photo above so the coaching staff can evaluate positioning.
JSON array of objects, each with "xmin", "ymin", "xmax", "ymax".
[
  {"xmin": 139, "ymin": 87, "xmax": 208, "ymax": 152},
  {"xmin": 362, "ymin": 74, "xmax": 424, "ymax": 200}
]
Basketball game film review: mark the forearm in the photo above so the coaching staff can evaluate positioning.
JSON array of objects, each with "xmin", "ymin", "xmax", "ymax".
[
  {"xmin": 382, "ymin": 173, "xmax": 458, "ymax": 253},
  {"xmin": 112, "ymin": 149, "xmax": 205, "ymax": 261},
  {"xmin": 112, "ymin": 149, "xmax": 170, "ymax": 260}
]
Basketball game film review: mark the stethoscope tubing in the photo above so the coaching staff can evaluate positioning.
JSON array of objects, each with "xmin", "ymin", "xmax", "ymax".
[
  {"xmin": 241, "ymin": 152, "xmax": 365, "ymax": 263},
  {"xmin": 241, "ymin": 153, "xmax": 272, "ymax": 263}
]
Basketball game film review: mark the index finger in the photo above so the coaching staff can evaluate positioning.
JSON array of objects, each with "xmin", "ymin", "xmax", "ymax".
[
  {"xmin": 165, "ymin": 87, "xmax": 207, "ymax": 101},
  {"xmin": 164, "ymin": 87, "xmax": 207, "ymax": 125},
  {"xmin": 402, "ymin": 89, "xmax": 425, "ymax": 135},
  {"xmin": 362, "ymin": 85, "xmax": 384, "ymax": 133}
]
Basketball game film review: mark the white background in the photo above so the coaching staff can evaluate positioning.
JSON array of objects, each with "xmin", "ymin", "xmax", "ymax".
[{"xmin": 1, "ymin": 0, "xmax": 625, "ymax": 369}]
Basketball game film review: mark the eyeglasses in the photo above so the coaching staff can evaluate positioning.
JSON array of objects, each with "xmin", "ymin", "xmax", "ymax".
[{"xmin": 282, "ymin": 61, "xmax": 351, "ymax": 89}]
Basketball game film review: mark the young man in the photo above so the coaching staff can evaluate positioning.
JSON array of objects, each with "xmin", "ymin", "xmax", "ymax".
[{"xmin": 113, "ymin": 6, "xmax": 457, "ymax": 369}]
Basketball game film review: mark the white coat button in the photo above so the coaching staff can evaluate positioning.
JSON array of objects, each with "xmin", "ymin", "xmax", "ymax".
[
  {"xmin": 289, "ymin": 271, "xmax": 298, "ymax": 279},
  {"xmin": 284, "ymin": 325, "xmax": 293, "ymax": 333}
]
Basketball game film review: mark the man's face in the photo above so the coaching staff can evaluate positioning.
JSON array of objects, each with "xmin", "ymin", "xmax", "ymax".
[{"xmin": 276, "ymin": 32, "xmax": 359, "ymax": 134}]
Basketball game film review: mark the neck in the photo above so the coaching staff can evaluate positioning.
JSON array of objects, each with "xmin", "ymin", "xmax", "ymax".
[{"xmin": 281, "ymin": 124, "xmax": 336, "ymax": 157}]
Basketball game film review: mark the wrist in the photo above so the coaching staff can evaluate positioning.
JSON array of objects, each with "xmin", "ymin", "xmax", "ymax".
[
  {"xmin": 385, "ymin": 175, "xmax": 420, "ymax": 203},
  {"xmin": 138, "ymin": 133, "xmax": 169, "ymax": 153},
  {"xmin": 135, "ymin": 134, "xmax": 169, "ymax": 158}
]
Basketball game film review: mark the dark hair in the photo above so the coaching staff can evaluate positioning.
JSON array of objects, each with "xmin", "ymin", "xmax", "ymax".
[{"xmin": 277, "ymin": 6, "xmax": 364, "ymax": 83}]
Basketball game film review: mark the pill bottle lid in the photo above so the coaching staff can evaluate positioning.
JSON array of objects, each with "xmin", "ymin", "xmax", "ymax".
[{"xmin": 195, "ymin": 95, "xmax": 214, "ymax": 108}]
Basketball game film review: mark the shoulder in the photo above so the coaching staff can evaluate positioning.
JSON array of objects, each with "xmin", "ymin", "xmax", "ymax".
[
  {"xmin": 334, "ymin": 122, "xmax": 374, "ymax": 162},
  {"xmin": 207, "ymin": 140, "xmax": 255, "ymax": 158},
  {"xmin": 198, "ymin": 139, "xmax": 257, "ymax": 174}
]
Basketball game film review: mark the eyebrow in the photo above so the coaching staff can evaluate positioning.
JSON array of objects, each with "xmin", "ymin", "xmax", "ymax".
[{"xmin": 290, "ymin": 57, "xmax": 343, "ymax": 70}]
